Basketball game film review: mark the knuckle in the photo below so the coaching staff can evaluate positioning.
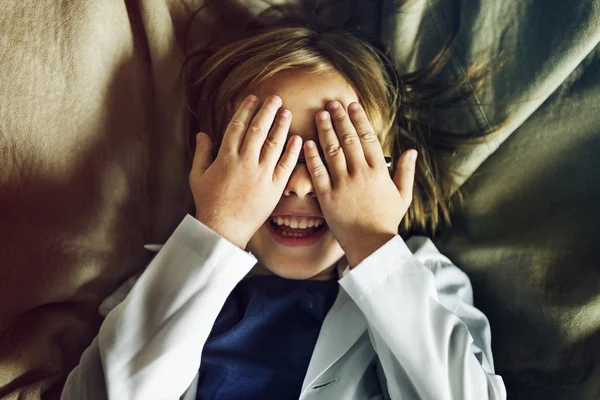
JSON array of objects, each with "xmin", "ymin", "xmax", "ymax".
[
  {"xmin": 274, "ymin": 119, "xmax": 289, "ymax": 131},
  {"xmin": 322, "ymin": 121, "xmax": 335, "ymax": 130},
  {"xmin": 220, "ymin": 151, "xmax": 235, "ymax": 162},
  {"xmin": 358, "ymin": 129, "xmax": 378, "ymax": 141},
  {"xmin": 341, "ymin": 133, "xmax": 359, "ymax": 146},
  {"xmin": 353, "ymin": 114, "xmax": 370, "ymax": 124},
  {"xmin": 247, "ymin": 124, "xmax": 263, "ymax": 136},
  {"xmin": 325, "ymin": 143, "xmax": 342, "ymax": 157},
  {"xmin": 311, "ymin": 164, "xmax": 328, "ymax": 177},
  {"xmin": 263, "ymin": 136, "xmax": 280, "ymax": 151},
  {"xmin": 306, "ymin": 153, "xmax": 321, "ymax": 163},
  {"xmin": 229, "ymin": 120, "xmax": 246, "ymax": 130},
  {"xmin": 358, "ymin": 168, "xmax": 372, "ymax": 179},
  {"xmin": 333, "ymin": 112, "xmax": 346, "ymax": 122},
  {"xmin": 277, "ymin": 158, "xmax": 293, "ymax": 172}
]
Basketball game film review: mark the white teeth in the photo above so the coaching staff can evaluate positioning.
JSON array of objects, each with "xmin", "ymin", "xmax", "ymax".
[
  {"xmin": 278, "ymin": 231, "xmax": 312, "ymax": 237},
  {"xmin": 271, "ymin": 216, "xmax": 323, "ymax": 228}
]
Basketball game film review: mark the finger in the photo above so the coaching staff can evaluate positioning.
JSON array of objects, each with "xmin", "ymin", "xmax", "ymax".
[
  {"xmin": 273, "ymin": 134, "xmax": 303, "ymax": 185},
  {"xmin": 240, "ymin": 95, "xmax": 283, "ymax": 161},
  {"xmin": 304, "ymin": 140, "xmax": 333, "ymax": 195},
  {"xmin": 191, "ymin": 132, "xmax": 214, "ymax": 176},
  {"xmin": 327, "ymin": 101, "xmax": 366, "ymax": 174},
  {"xmin": 316, "ymin": 109, "xmax": 347, "ymax": 182},
  {"xmin": 260, "ymin": 107, "xmax": 292, "ymax": 167},
  {"xmin": 221, "ymin": 95, "xmax": 260, "ymax": 154},
  {"xmin": 393, "ymin": 150, "xmax": 418, "ymax": 202},
  {"xmin": 348, "ymin": 102, "xmax": 386, "ymax": 169}
]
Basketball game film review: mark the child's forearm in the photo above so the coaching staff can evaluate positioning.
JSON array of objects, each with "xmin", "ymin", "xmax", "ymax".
[
  {"xmin": 62, "ymin": 214, "xmax": 257, "ymax": 400},
  {"xmin": 339, "ymin": 235, "xmax": 507, "ymax": 400}
]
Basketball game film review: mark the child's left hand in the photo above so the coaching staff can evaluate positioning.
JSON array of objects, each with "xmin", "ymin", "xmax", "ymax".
[{"xmin": 304, "ymin": 101, "xmax": 418, "ymax": 268}]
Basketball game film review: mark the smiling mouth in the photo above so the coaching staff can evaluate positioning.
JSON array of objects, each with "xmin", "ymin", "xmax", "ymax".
[{"xmin": 269, "ymin": 219, "xmax": 326, "ymax": 237}]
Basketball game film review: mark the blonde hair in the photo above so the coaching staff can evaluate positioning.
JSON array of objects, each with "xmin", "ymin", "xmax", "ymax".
[{"xmin": 182, "ymin": 0, "xmax": 498, "ymax": 239}]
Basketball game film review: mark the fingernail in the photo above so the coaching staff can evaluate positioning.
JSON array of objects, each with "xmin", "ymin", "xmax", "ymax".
[{"xmin": 410, "ymin": 151, "xmax": 418, "ymax": 161}]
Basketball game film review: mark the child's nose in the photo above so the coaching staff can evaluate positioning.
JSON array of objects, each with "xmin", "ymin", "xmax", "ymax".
[{"xmin": 282, "ymin": 164, "xmax": 317, "ymax": 199}]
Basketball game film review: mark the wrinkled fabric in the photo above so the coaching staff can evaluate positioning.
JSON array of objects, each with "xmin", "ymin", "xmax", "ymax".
[
  {"xmin": 381, "ymin": 0, "xmax": 600, "ymax": 399},
  {"xmin": 60, "ymin": 215, "xmax": 505, "ymax": 400}
]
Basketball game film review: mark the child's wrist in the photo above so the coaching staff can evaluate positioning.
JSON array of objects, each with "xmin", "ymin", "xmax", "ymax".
[
  {"xmin": 343, "ymin": 232, "xmax": 396, "ymax": 269},
  {"xmin": 194, "ymin": 214, "xmax": 248, "ymax": 250}
]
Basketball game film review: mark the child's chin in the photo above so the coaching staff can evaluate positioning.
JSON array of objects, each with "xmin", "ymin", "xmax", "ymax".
[{"xmin": 270, "ymin": 265, "xmax": 320, "ymax": 281}]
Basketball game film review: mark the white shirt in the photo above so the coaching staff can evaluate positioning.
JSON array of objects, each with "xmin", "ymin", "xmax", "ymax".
[{"xmin": 61, "ymin": 214, "xmax": 507, "ymax": 400}]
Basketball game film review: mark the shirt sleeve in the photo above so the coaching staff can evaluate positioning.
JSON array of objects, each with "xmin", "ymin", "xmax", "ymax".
[
  {"xmin": 61, "ymin": 214, "xmax": 258, "ymax": 400},
  {"xmin": 338, "ymin": 235, "xmax": 507, "ymax": 400}
]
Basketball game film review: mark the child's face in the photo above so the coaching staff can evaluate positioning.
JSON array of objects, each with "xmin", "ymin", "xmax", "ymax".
[{"xmin": 239, "ymin": 67, "xmax": 360, "ymax": 281}]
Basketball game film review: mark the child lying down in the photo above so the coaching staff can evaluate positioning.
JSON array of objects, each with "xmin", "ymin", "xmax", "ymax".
[{"xmin": 61, "ymin": 1, "xmax": 507, "ymax": 399}]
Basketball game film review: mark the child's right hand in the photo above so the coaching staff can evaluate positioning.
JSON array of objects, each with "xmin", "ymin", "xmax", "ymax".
[{"xmin": 189, "ymin": 94, "xmax": 303, "ymax": 250}]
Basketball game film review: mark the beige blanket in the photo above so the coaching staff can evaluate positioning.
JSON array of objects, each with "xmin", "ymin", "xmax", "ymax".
[{"xmin": 0, "ymin": 0, "xmax": 198, "ymax": 397}]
